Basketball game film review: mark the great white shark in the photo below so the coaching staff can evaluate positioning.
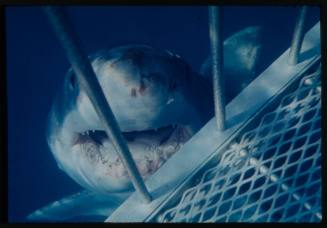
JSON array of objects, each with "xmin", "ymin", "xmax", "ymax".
[{"xmin": 27, "ymin": 26, "xmax": 262, "ymax": 222}]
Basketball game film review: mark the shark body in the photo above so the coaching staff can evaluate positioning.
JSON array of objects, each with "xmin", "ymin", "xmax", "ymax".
[{"xmin": 28, "ymin": 26, "xmax": 262, "ymax": 222}]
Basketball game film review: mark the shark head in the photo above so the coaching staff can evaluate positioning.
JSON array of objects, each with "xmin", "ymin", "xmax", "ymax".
[{"xmin": 47, "ymin": 45, "xmax": 213, "ymax": 194}]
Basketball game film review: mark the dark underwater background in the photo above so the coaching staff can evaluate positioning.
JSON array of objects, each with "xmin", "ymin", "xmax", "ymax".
[{"xmin": 6, "ymin": 5, "xmax": 320, "ymax": 222}]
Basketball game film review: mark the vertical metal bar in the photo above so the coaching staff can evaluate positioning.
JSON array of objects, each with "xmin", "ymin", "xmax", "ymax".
[
  {"xmin": 43, "ymin": 6, "xmax": 152, "ymax": 203},
  {"xmin": 208, "ymin": 6, "xmax": 225, "ymax": 131},
  {"xmin": 289, "ymin": 6, "xmax": 308, "ymax": 65}
]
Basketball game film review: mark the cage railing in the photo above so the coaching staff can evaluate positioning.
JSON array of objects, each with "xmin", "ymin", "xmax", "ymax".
[
  {"xmin": 107, "ymin": 18, "xmax": 320, "ymax": 222},
  {"xmin": 43, "ymin": 5, "xmax": 312, "ymax": 211}
]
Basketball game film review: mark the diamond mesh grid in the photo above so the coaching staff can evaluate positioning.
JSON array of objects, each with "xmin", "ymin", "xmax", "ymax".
[{"xmin": 157, "ymin": 64, "xmax": 321, "ymax": 223}]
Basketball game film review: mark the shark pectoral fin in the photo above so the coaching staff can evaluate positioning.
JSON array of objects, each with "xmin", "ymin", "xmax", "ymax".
[
  {"xmin": 27, "ymin": 190, "xmax": 131, "ymax": 222},
  {"xmin": 200, "ymin": 26, "xmax": 263, "ymax": 81}
]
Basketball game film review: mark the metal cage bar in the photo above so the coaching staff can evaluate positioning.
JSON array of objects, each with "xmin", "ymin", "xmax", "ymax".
[
  {"xmin": 43, "ymin": 6, "xmax": 152, "ymax": 203},
  {"xmin": 289, "ymin": 6, "xmax": 308, "ymax": 65},
  {"xmin": 209, "ymin": 6, "xmax": 226, "ymax": 131}
]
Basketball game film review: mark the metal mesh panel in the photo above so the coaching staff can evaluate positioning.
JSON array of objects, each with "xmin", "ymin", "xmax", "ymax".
[{"xmin": 158, "ymin": 65, "xmax": 321, "ymax": 223}]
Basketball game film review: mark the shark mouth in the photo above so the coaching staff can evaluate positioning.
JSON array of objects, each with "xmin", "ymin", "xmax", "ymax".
[{"xmin": 70, "ymin": 124, "xmax": 193, "ymax": 183}]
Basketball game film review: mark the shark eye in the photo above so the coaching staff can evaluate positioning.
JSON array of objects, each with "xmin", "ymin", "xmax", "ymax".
[{"xmin": 69, "ymin": 73, "xmax": 76, "ymax": 90}]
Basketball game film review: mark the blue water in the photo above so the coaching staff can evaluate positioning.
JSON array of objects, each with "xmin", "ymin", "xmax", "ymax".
[{"xmin": 6, "ymin": 6, "xmax": 320, "ymax": 222}]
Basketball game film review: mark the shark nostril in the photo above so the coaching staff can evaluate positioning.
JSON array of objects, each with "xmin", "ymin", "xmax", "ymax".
[
  {"xmin": 69, "ymin": 73, "xmax": 76, "ymax": 90},
  {"xmin": 168, "ymin": 79, "xmax": 177, "ymax": 91},
  {"xmin": 139, "ymin": 79, "xmax": 147, "ymax": 95}
]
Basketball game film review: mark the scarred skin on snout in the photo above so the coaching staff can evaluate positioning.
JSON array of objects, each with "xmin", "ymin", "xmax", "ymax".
[{"xmin": 47, "ymin": 45, "xmax": 213, "ymax": 195}]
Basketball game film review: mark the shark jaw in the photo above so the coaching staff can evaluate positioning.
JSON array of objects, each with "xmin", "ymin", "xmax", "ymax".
[
  {"xmin": 51, "ymin": 114, "xmax": 195, "ymax": 195},
  {"xmin": 72, "ymin": 124, "xmax": 192, "ymax": 181}
]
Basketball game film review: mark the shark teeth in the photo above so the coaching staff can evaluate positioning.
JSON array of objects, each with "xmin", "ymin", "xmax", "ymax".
[
  {"xmin": 81, "ymin": 130, "xmax": 95, "ymax": 136},
  {"xmin": 77, "ymin": 123, "xmax": 180, "ymax": 147}
]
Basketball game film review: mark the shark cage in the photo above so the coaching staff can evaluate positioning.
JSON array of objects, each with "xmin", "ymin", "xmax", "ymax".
[{"xmin": 43, "ymin": 6, "xmax": 322, "ymax": 223}]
